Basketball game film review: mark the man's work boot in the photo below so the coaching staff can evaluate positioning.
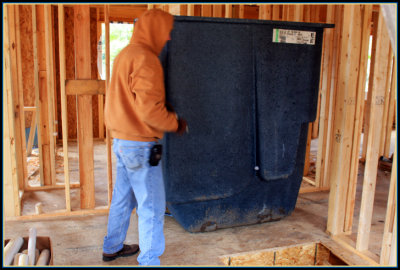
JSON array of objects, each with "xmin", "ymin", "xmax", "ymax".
[{"xmin": 102, "ymin": 244, "xmax": 140, "ymax": 262}]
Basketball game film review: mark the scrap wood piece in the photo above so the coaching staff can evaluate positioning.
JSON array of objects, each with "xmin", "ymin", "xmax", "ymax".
[
  {"xmin": 35, "ymin": 203, "xmax": 43, "ymax": 215},
  {"xmin": 303, "ymin": 176, "xmax": 316, "ymax": 186}
]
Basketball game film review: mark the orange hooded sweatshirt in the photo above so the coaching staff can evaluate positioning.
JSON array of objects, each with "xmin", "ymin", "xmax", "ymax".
[{"xmin": 104, "ymin": 9, "xmax": 178, "ymax": 142}]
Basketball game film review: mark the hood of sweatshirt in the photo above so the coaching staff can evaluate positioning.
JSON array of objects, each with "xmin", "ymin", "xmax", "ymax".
[{"xmin": 130, "ymin": 9, "xmax": 174, "ymax": 55}]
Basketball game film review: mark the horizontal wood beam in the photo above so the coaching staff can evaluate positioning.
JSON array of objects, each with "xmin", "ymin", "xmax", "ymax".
[
  {"xmin": 302, "ymin": 176, "xmax": 316, "ymax": 186},
  {"xmin": 331, "ymin": 235, "xmax": 379, "ymax": 265},
  {"xmin": 65, "ymin": 79, "xmax": 105, "ymax": 95},
  {"xmin": 24, "ymin": 183, "xmax": 80, "ymax": 192},
  {"xmin": 299, "ymin": 186, "xmax": 330, "ymax": 194},
  {"xmin": 4, "ymin": 206, "xmax": 110, "ymax": 222},
  {"xmin": 94, "ymin": 4, "xmax": 148, "ymax": 22}
]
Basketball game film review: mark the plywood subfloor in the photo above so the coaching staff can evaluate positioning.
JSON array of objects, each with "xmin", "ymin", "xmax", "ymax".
[{"xmin": 4, "ymin": 135, "xmax": 394, "ymax": 266}]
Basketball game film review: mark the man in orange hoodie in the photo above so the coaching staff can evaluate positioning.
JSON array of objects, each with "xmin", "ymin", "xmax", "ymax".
[{"xmin": 102, "ymin": 9, "xmax": 187, "ymax": 265}]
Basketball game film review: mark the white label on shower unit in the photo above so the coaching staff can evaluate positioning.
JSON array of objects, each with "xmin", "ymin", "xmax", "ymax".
[{"xmin": 273, "ymin": 29, "xmax": 316, "ymax": 45}]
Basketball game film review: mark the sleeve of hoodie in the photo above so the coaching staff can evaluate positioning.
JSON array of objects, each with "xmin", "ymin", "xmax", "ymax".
[{"xmin": 130, "ymin": 53, "xmax": 179, "ymax": 132}]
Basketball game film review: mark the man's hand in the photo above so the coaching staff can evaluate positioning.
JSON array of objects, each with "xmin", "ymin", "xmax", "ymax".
[{"xmin": 176, "ymin": 119, "xmax": 187, "ymax": 136}]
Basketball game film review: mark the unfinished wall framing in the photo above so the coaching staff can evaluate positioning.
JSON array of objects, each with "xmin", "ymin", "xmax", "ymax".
[{"xmin": 3, "ymin": 3, "xmax": 396, "ymax": 266}]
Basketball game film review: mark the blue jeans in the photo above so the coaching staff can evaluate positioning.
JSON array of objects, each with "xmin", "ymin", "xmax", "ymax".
[{"xmin": 103, "ymin": 139, "xmax": 166, "ymax": 265}]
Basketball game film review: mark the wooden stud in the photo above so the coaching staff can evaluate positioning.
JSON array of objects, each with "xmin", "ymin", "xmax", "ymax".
[
  {"xmin": 238, "ymin": 5, "xmax": 245, "ymax": 19},
  {"xmin": 327, "ymin": 5, "xmax": 363, "ymax": 235},
  {"xmin": 188, "ymin": 4, "xmax": 195, "ymax": 16},
  {"xmin": 315, "ymin": 5, "xmax": 335, "ymax": 188},
  {"xmin": 58, "ymin": 4, "xmax": 71, "ymax": 212},
  {"xmin": 337, "ymin": 4, "xmax": 363, "ymax": 234},
  {"xmin": 303, "ymin": 5, "xmax": 311, "ymax": 22},
  {"xmin": 388, "ymin": 209, "xmax": 397, "ymax": 265},
  {"xmin": 8, "ymin": 5, "xmax": 27, "ymax": 191},
  {"xmin": 344, "ymin": 4, "xmax": 373, "ymax": 234},
  {"xmin": 293, "ymin": 5, "xmax": 303, "ymax": 21},
  {"xmin": 32, "ymin": 5, "xmax": 45, "ymax": 186},
  {"xmin": 356, "ymin": 9, "xmax": 391, "ymax": 251},
  {"xmin": 162, "ymin": 4, "xmax": 169, "ymax": 13},
  {"xmin": 380, "ymin": 145, "xmax": 397, "ymax": 265},
  {"xmin": 213, "ymin": 5, "xmax": 223, "ymax": 18},
  {"xmin": 26, "ymin": 108, "xmax": 37, "ymax": 156},
  {"xmin": 201, "ymin": 5, "xmax": 212, "ymax": 17},
  {"xmin": 361, "ymin": 11, "xmax": 379, "ymax": 160},
  {"xmin": 225, "ymin": 4, "xmax": 232, "ymax": 18},
  {"xmin": 3, "ymin": 4, "xmax": 22, "ymax": 217},
  {"xmin": 379, "ymin": 51, "xmax": 393, "ymax": 156},
  {"xmin": 323, "ymin": 5, "xmax": 344, "ymax": 190},
  {"xmin": 44, "ymin": 4, "xmax": 57, "ymax": 186},
  {"xmin": 105, "ymin": 4, "xmax": 113, "ymax": 206},
  {"xmin": 169, "ymin": 4, "xmax": 183, "ymax": 16},
  {"xmin": 274, "ymin": 5, "xmax": 282, "ymax": 20},
  {"xmin": 383, "ymin": 60, "xmax": 396, "ymax": 158},
  {"xmin": 308, "ymin": 4, "xmax": 324, "ymax": 145},
  {"xmin": 64, "ymin": 8, "xmax": 77, "ymax": 141},
  {"xmin": 37, "ymin": 5, "xmax": 54, "ymax": 186},
  {"xmin": 312, "ymin": 95, "xmax": 321, "ymax": 139},
  {"xmin": 15, "ymin": 5, "xmax": 29, "ymax": 184},
  {"xmin": 51, "ymin": 6, "xmax": 59, "ymax": 145},
  {"xmin": 74, "ymin": 5, "xmax": 95, "ymax": 209},
  {"xmin": 282, "ymin": 5, "xmax": 289, "ymax": 21},
  {"xmin": 259, "ymin": 5, "xmax": 272, "ymax": 20},
  {"xmin": 181, "ymin": 4, "xmax": 188, "ymax": 16},
  {"xmin": 97, "ymin": 8, "xmax": 104, "ymax": 140},
  {"xmin": 311, "ymin": 5, "xmax": 320, "ymax": 23},
  {"xmin": 303, "ymin": 123, "xmax": 312, "ymax": 176},
  {"xmin": 311, "ymin": 5, "xmax": 318, "ymax": 23},
  {"xmin": 285, "ymin": 5, "xmax": 300, "ymax": 21}
]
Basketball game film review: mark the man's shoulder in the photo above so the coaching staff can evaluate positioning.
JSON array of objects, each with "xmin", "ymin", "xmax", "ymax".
[
  {"xmin": 130, "ymin": 46, "xmax": 161, "ymax": 67},
  {"xmin": 127, "ymin": 44, "xmax": 157, "ymax": 58}
]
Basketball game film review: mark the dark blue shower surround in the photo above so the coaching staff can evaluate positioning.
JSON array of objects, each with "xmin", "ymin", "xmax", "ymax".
[{"xmin": 160, "ymin": 16, "xmax": 334, "ymax": 232}]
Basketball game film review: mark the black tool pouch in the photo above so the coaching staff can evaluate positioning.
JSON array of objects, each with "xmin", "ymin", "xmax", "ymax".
[{"xmin": 149, "ymin": 144, "xmax": 162, "ymax": 166}]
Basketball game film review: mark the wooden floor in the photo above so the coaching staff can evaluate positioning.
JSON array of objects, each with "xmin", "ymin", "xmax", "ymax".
[{"xmin": 4, "ymin": 135, "xmax": 394, "ymax": 266}]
